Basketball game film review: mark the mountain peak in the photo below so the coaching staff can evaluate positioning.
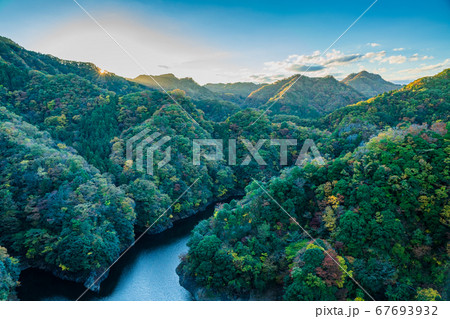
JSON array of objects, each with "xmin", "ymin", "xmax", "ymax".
[
  {"xmin": 159, "ymin": 73, "xmax": 177, "ymax": 78},
  {"xmin": 131, "ymin": 73, "xmax": 215, "ymax": 99},
  {"xmin": 245, "ymin": 74, "xmax": 365, "ymax": 118},
  {"xmin": 323, "ymin": 74, "xmax": 337, "ymax": 81},
  {"xmin": 134, "ymin": 73, "xmax": 177, "ymax": 81},
  {"xmin": 341, "ymin": 71, "xmax": 402, "ymax": 98},
  {"xmin": 343, "ymin": 70, "xmax": 382, "ymax": 81},
  {"xmin": 357, "ymin": 70, "xmax": 371, "ymax": 75}
]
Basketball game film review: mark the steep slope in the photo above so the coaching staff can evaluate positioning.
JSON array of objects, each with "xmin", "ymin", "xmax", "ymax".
[
  {"xmin": 0, "ymin": 36, "xmax": 237, "ymax": 292},
  {"xmin": 132, "ymin": 73, "xmax": 216, "ymax": 100},
  {"xmin": 194, "ymin": 99, "xmax": 241, "ymax": 122},
  {"xmin": 204, "ymin": 82, "xmax": 265, "ymax": 104},
  {"xmin": 0, "ymin": 107, "xmax": 136, "ymax": 290},
  {"xmin": 341, "ymin": 71, "xmax": 402, "ymax": 98},
  {"xmin": 0, "ymin": 247, "xmax": 19, "ymax": 300},
  {"xmin": 245, "ymin": 75, "xmax": 365, "ymax": 118},
  {"xmin": 0, "ymin": 66, "xmax": 176, "ymax": 172},
  {"xmin": 0, "ymin": 36, "xmax": 142, "ymax": 94},
  {"xmin": 0, "ymin": 39, "xmax": 235, "ymax": 234},
  {"xmin": 179, "ymin": 124, "xmax": 450, "ymax": 301},
  {"xmin": 0, "ymin": 36, "xmax": 217, "ymax": 171},
  {"xmin": 1, "ymin": 34, "xmax": 448, "ymax": 300},
  {"xmin": 319, "ymin": 68, "xmax": 450, "ymax": 157},
  {"xmin": 178, "ymin": 68, "xmax": 450, "ymax": 301},
  {"xmin": 110, "ymin": 103, "xmax": 235, "ymax": 234}
]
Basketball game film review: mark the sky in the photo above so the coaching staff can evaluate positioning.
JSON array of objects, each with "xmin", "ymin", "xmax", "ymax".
[{"xmin": 0, "ymin": 0, "xmax": 449, "ymax": 84}]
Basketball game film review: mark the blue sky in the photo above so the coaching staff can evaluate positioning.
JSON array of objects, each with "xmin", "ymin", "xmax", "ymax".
[{"xmin": 0, "ymin": 0, "xmax": 449, "ymax": 84}]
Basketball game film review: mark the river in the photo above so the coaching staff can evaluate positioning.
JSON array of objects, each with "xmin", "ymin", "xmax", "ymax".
[{"xmin": 17, "ymin": 197, "xmax": 240, "ymax": 301}]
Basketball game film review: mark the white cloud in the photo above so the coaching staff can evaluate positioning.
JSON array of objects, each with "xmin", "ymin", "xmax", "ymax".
[
  {"xmin": 384, "ymin": 55, "xmax": 408, "ymax": 64},
  {"xmin": 256, "ymin": 49, "xmax": 364, "ymax": 82},
  {"xmin": 255, "ymin": 48, "xmax": 427, "ymax": 83},
  {"xmin": 373, "ymin": 67, "xmax": 387, "ymax": 73},
  {"xmin": 363, "ymin": 51, "xmax": 407, "ymax": 64},
  {"xmin": 363, "ymin": 51, "xmax": 386, "ymax": 62},
  {"xmin": 399, "ymin": 59, "xmax": 450, "ymax": 74},
  {"xmin": 409, "ymin": 53, "xmax": 420, "ymax": 62},
  {"xmin": 393, "ymin": 48, "xmax": 405, "ymax": 51},
  {"xmin": 409, "ymin": 53, "xmax": 434, "ymax": 62},
  {"xmin": 254, "ymin": 45, "xmax": 446, "ymax": 84},
  {"xmin": 251, "ymin": 49, "xmax": 447, "ymax": 84},
  {"xmin": 367, "ymin": 42, "xmax": 381, "ymax": 47},
  {"xmin": 390, "ymin": 59, "xmax": 450, "ymax": 81}
]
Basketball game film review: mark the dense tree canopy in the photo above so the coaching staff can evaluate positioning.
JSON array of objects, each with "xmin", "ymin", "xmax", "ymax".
[
  {"xmin": 179, "ymin": 124, "xmax": 449, "ymax": 300},
  {"xmin": 0, "ymin": 107, "xmax": 136, "ymax": 286},
  {"xmin": 0, "ymin": 35, "xmax": 448, "ymax": 300},
  {"xmin": 0, "ymin": 246, "xmax": 19, "ymax": 301}
]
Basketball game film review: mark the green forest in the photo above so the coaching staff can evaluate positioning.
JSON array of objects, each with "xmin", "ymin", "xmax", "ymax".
[{"xmin": 0, "ymin": 36, "xmax": 448, "ymax": 301}]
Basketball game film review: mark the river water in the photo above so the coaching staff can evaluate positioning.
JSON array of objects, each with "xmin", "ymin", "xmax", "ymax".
[{"xmin": 18, "ymin": 197, "xmax": 239, "ymax": 301}]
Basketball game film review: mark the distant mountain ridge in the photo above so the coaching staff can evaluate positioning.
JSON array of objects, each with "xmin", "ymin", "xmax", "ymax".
[
  {"xmin": 0, "ymin": 36, "xmax": 142, "ymax": 94},
  {"xmin": 341, "ymin": 70, "xmax": 402, "ymax": 98},
  {"xmin": 0, "ymin": 35, "xmax": 406, "ymax": 121},
  {"xmin": 132, "ymin": 73, "xmax": 217, "ymax": 100},
  {"xmin": 204, "ymin": 82, "xmax": 265, "ymax": 104},
  {"xmin": 244, "ymin": 74, "xmax": 365, "ymax": 118},
  {"xmin": 131, "ymin": 71, "xmax": 403, "ymax": 116},
  {"xmin": 0, "ymin": 34, "xmax": 448, "ymax": 301}
]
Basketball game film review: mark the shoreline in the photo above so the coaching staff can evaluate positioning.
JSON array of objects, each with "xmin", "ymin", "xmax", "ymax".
[{"xmin": 18, "ymin": 191, "xmax": 245, "ymax": 297}]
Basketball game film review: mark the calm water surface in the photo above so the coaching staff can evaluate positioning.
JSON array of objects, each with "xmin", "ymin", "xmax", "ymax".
[{"xmin": 18, "ymin": 197, "xmax": 240, "ymax": 301}]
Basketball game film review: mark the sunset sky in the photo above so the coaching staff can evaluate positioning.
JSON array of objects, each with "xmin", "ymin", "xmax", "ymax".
[{"xmin": 0, "ymin": 0, "xmax": 449, "ymax": 84}]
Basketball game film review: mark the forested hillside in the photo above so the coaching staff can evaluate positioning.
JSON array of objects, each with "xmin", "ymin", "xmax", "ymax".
[
  {"xmin": 0, "ymin": 107, "xmax": 136, "ymax": 291},
  {"xmin": 341, "ymin": 71, "xmax": 402, "ymax": 98},
  {"xmin": 0, "ymin": 35, "xmax": 448, "ymax": 301},
  {"xmin": 0, "ymin": 37, "xmax": 142, "ymax": 95},
  {"xmin": 178, "ymin": 69, "xmax": 449, "ymax": 301},
  {"xmin": 245, "ymin": 75, "xmax": 365, "ymax": 118},
  {"xmin": 132, "ymin": 73, "xmax": 216, "ymax": 100},
  {"xmin": 110, "ymin": 101, "xmax": 236, "ymax": 233},
  {"xmin": 317, "ymin": 69, "xmax": 450, "ymax": 157},
  {"xmin": 204, "ymin": 82, "xmax": 265, "ymax": 104},
  {"xmin": 178, "ymin": 123, "xmax": 449, "ymax": 301},
  {"xmin": 0, "ymin": 38, "xmax": 238, "ymax": 291},
  {"xmin": 0, "ymin": 246, "xmax": 19, "ymax": 300}
]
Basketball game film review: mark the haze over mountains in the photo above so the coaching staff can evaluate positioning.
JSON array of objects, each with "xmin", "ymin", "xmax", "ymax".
[
  {"xmin": 133, "ymin": 71, "xmax": 402, "ymax": 107},
  {"xmin": 129, "ymin": 61, "xmax": 404, "ymax": 119}
]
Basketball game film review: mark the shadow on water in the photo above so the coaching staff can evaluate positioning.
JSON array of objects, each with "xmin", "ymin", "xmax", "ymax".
[{"xmin": 17, "ymin": 196, "xmax": 242, "ymax": 301}]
